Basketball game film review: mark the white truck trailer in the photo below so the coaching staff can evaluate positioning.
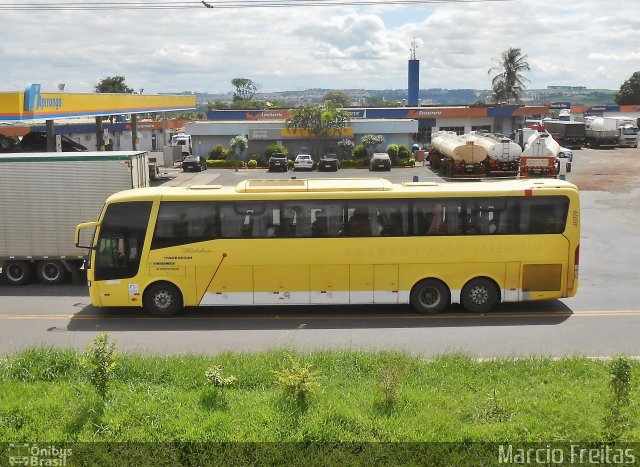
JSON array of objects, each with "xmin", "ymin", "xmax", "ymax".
[
  {"xmin": 585, "ymin": 116, "xmax": 638, "ymax": 148},
  {"xmin": 0, "ymin": 151, "xmax": 149, "ymax": 285}
]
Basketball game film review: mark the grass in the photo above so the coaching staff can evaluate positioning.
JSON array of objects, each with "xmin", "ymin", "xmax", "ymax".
[{"xmin": 0, "ymin": 348, "xmax": 638, "ymax": 463}]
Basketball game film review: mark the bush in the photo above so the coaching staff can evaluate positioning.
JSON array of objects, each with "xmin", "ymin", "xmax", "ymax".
[
  {"xmin": 265, "ymin": 144, "xmax": 288, "ymax": 158},
  {"xmin": 251, "ymin": 154, "xmax": 268, "ymax": 167},
  {"xmin": 275, "ymin": 358, "xmax": 319, "ymax": 405},
  {"xmin": 386, "ymin": 144, "xmax": 399, "ymax": 159},
  {"xmin": 395, "ymin": 158, "xmax": 415, "ymax": 168},
  {"xmin": 352, "ymin": 145, "xmax": 367, "ymax": 159},
  {"xmin": 208, "ymin": 144, "xmax": 230, "ymax": 160},
  {"xmin": 80, "ymin": 333, "xmax": 119, "ymax": 400},
  {"xmin": 340, "ymin": 159, "xmax": 367, "ymax": 168},
  {"xmin": 207, "ymin": 159, "xmax": 244, "ymax": 168},
  {"xmin": 398, "ymin": 145, "xmax": 412, "ymax": 159},
  {"xmin": 247, "ymin": 159, "xmax": 258, "ymax": 168}
]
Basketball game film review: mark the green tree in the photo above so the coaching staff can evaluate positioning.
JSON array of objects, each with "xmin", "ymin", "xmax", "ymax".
[
  {"xmin": 322, "ymin": 90, "xmax": 351, "ymax": 108},
  {"xmin": 615, "ymin": 71, "xmax": 640, "ymax": 105},
  {"xmin": 232, "ymin": 78, "xmax": 258, "ymax": 102},
  {"xmin": 365, "ymin": 95, "xmax": 386, "ymax": 107},
  {"xmin": 94, "ymin": 76, "xmax": 133, "ymax": 93},
  {"xmin": 488, "ymin": 48, "xmax": 530, "ymax": 104},
  {"xmin": 230, "ymin": 134, "xmax": 248, "ymax": 161},
  {"xmin": 285, "ymin": 102, "xmax": 351, "ymax": 159}
]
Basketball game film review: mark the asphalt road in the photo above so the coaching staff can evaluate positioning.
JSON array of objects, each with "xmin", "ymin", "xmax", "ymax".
[{"xmin": 1, "ymin": 147, "xmax": 639, "ymax": 357}]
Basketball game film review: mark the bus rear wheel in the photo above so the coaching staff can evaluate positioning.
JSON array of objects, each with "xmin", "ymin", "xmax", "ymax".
[
  {"xmin": 2, "ymin": 260, "xmax": 31, "ymax": 285},
  {"xmin": 143, "ymin": 282, "xmax": 183, "ymax": 317},
  {"xmin": 461, "ymin": 278, "xmax": 499, "ymax": 313},
  {"xmin": 36, "ymin": 261, "xmax": 68, "ymax": 285},
  {"xmin": 410, "ymin": 279, "xmax": 449, "ymax": 314}
]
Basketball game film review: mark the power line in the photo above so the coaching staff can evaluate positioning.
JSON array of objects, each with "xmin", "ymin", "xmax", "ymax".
[{"xmin": 0, "ymin": 0, "xmax": 516, "ymax": 10}]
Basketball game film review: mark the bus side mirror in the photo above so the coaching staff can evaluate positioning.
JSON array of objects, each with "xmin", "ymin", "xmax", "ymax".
[{"xmin": 75, "ymin": 221, "xmax": 99, "ymax": 249}]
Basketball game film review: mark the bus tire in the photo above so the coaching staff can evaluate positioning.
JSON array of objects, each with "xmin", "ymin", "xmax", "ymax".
[
  {"xmin": 36, "ymin": 261, "xmax": 68, "ymax": 285},
  {"xmin": 410, "ymin": 279, "xmax": 449, "ymax": 314},
  {"xmin": 461, "ymin": 277, "xmax": 499, "ymax": 313},
  {"xmin": 143, "ymin": 282, "xmax": 183, "ymax": 317},
  {"xmin": 2, "ymin": 260, "xmax": 32, "ymax": 285}
]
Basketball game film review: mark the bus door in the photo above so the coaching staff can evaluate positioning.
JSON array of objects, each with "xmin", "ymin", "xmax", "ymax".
[{"xmin": 93, "ymin": 202, "xmax": 152, "ymax": 307}]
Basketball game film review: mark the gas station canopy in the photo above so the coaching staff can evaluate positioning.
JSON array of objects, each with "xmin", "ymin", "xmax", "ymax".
[{"xmin": 0, "ymin": 84, "xmax": 196, "ymax": 122}]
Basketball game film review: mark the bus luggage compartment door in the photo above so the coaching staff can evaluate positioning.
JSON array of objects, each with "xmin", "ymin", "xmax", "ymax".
[
  {"xmin": 310, "ymin": 265, "xmax": 349, "ymax": 304},
  {"xmin": 374, "ymin": 264, "xmax": 399, "ymax": 304}
]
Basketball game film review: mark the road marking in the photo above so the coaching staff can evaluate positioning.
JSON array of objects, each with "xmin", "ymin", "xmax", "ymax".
[{"xmin": 1, "ymin": 310, "xmax": 640, "ymax": 321}]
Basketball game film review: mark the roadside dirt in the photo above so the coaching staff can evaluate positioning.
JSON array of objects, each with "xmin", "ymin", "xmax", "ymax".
[{"xmin": 569, "ymin": 147, "xmax": 640, "ymax": 192}]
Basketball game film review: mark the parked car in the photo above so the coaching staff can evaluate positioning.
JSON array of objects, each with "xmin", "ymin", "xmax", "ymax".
[
  {"xmin": 318, "ymin": 154, "xmax": 340, "ymax": 172},
  {"xmin": 558, "ymin": 147, "xmax": 573, "ymax": 161},
  {"xmin": 0, "ymin": 134, "xmax": 19, "ymax": 152},
  {"xmin": 369, "ymin": 152, "xmax": 391, "ymax": 171},
  {"xmin": 294, "ymin": 154, "xmax": 314, "ymax": 171},
  {"xmin": 182, "ymin": 155, "xmax": 207, "ymax": 172},
  {"xmin": 268, "ymin": 153, "xmax": 288, "ymax": 172}
]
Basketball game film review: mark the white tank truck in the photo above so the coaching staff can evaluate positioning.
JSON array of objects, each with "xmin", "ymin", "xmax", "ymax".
[
  {"xmin": 520, "ymin": 131, "xmax": 560, "ymax": 178},
  {"xmin": 464, "ymin": 132, "xmax": 522, "ymax": 177},
  {"xmin": 428, "ymin": 131, "xmax": 488, "ymax": 178}
]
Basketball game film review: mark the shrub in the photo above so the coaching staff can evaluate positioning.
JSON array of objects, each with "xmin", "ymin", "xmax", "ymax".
[
  {"xmin": 341, "ymin": 159, "xmax": 367, "ymax": 168},
  {"xmin": 352, "ymin": 145, "xmax": 367, "ymax": 159},
  {"xmin": 610, "ymin": 355, "xmax": 631, "ymax": 406},
  {"xmin": 386, "ymin": 144, "xmax": 399, "ymax": 159},
  {"xmin": 398, "ymin": 144, "xmax": 412, "ymax": 159},
  {"xmin": 275, "ymin": 358, "xmax": 319, "ymax": 405},
  {"xmin": 265, "ymin": 144, "xmax": 288, "ymax": 158},
  {"xmin": 207, "ymin": 159, "xmax": 244, "ymax": 168},
  {"xmin": 247, "ymin": 159, "xmax": 258, "ymax": 168},
  {"xmin": 204, "ymin": 366, "xmax": 237, "ymax": 407},
  {"xmin": 395, "ymin": 158, "xmax": 415, "ymax": 168},
  {"xmin": 208, "ymin": 144, "xmax": 229, "ymax": 160},
  {"xmin": 80, "ymin": 333, "xmax": 119, "ymax": 400}
]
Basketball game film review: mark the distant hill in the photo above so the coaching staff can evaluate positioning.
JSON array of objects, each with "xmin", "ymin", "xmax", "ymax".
[{"xmin": 189, "ymin": 88, "xmax": 617, "ymax": 108}]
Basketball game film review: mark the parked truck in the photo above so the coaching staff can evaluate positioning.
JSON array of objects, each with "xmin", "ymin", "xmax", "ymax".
[
  {"xmin": 464, "ymin": 132, "xmax": 521, "ymax": 177},
  {"xmin": 543, "ymin": 120, "xmax": 585, "ymax": 148},
  {"xmin": 429, "ymin": 131, "xmax": 488, "ymax": 178},
  {"xmin": 519, "ymin": 131, "xmax": 559, "ymax": 178},
  {"xmin": 0, "ymin": 151, "xmax": 150, "ymax": 285},
  {"xmin": 170, "ymin": 133, "xmax": 192, "ymax": 157},
  {"xmin": 585, "ymin": 116, "xmax": 638, "ymax": 148}
]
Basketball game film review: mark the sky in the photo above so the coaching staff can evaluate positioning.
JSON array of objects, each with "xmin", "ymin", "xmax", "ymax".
[{"xmin": 1, "ymin": 0, "xmax": 639, "ymax": 95}]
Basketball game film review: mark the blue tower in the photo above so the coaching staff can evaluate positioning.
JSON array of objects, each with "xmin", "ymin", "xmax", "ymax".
[{"xmin": 407, "ymin": 38, "xmax": 419, "ymax": 107}]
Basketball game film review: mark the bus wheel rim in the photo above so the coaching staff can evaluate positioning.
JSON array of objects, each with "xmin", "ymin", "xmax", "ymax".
[
  {"xmin": 419, "ymin": 287, "xmax": 440, "ymax": 308},
  {"xmin": 469, "ymin": 285, "xmax": 489, "ymax": 305},
  {"xmin": 154, "ymin": 290, "xmax": 173, "ymax": 309}
]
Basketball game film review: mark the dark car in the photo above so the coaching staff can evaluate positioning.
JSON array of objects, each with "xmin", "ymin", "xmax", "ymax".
[
  {"xmin": 369, "ymin": 152, "xmax": 391, "ymax": 171},
  {"xmin": 0, "ymin": 134, "xmax": 19, "ymax": 152},
  {"xmin": 318, "ymin": 154, "xmax": 340, "ymax": 172},
  {"xmin": 182, "ymin": 155, "xmax": 208, "ymax": 172},
  {"xmin": 16, "ymin": 131, "xmax": 88, "ymax": 152},
  {"xmin": 268, "ymin": 153, "xmax": 288, "ymax": 172}
]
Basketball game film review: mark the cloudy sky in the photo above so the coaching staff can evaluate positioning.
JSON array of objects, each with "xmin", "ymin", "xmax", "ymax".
[{"xmin": 1, "ymin": 0, "xmax": 639, "ymax": 95}]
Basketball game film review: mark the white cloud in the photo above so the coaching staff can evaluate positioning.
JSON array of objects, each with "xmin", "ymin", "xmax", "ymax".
[{"xmin": 1, "ymin": 0, "xmax": 639, "ymax": 93}]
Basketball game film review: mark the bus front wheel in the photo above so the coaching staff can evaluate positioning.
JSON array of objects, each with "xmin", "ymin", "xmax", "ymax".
[
  {"xmin": 410, "ymin": 279, "xmax": 449, "ymax": 314},
  {"xmin": 461, "ymin": 278, "xmax": 499, "ymax": 313},
  {"xmin": 143, "ymin": 282, "xmax": 183, "ymax": 317}
]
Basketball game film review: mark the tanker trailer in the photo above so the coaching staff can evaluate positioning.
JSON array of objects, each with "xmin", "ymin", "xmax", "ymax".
[
  {"xmin": 429, "ymin": 131, "xmax": 488, "ymax": 178},
  {"xmin": 465, "ymin": 132, "xmax": 521, "ymax": 177},
  {"xmin": 520, "ymin": 131, "xmax": 559, "ymax": 178}
]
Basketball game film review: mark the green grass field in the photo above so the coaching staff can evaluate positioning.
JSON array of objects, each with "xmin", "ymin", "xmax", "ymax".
[{"xmin": 1, "ymin": 346, "xmax": 638, "ymax": 464}]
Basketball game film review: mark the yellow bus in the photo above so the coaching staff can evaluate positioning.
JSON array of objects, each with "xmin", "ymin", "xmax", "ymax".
[{"xmin": 75, "ymin": 178, "xmax": 580, "ymax": 316}]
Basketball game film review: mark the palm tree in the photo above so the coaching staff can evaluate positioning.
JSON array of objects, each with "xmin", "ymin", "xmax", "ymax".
[{"xmin": 488, "ymin": 48, "xmax": 530, "ymax": 104}]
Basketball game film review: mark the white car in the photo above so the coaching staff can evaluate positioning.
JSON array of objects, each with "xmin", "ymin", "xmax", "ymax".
[
  {"xmin": 294, "ymin": 154, "xmax": 313, "ymax": 171},
  {"xmin": 558, "ymin": 147, "xmax": 573, "ymax": 161}
]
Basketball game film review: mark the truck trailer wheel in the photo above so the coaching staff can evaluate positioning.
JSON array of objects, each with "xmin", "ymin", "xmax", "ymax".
[
  {"xmin": 36, "ymin": 261, "xmax": 68, "ymax": 285},
  {"xmin": 2, "ymin": 260, "xmax": 32, "ymax": 285}
]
